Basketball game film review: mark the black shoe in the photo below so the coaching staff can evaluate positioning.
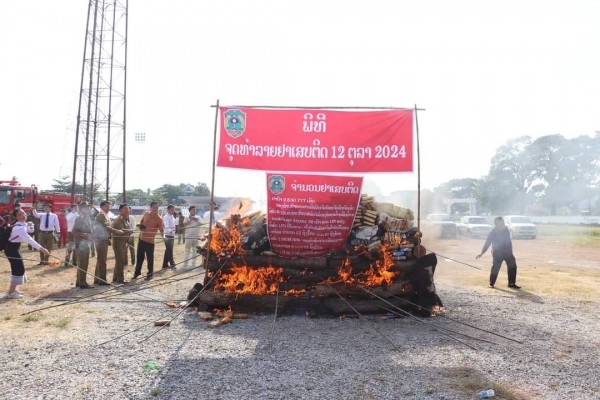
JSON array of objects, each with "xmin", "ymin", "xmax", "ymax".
[
  {"xmin": 97, "ymin": 282, "xmax": 110, "ymax": 286},
  {"xmin": 78, "ymin": 284, "xmax": 95, "ymax": 289},
  {"xmin": 488, "ymin": 284, "xmax": 495, "ymax": 288},
  {"xmin": 508, "ymin": 284, "xmax": 522, "ymax": 289},
  {"xmin": 37, "ymin": 262, "xmax": 44, "ymax": 266},
  {"xmin": 145, "ymin": 274, "xmax": 153, "ymax": 281},
  {"xmin": 132, "ymin": 273, "xmax": 141, "ymax": 280}
]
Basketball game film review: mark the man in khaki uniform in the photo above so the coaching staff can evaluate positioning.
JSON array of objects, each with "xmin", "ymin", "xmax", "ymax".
[
  {"xmin": 73, "ymin": 201, "xmax": 94, "ymax": 289},
  {"xmin": 111, "ymin": 204, "xmax": 133, "ymax": 283},
  {"xmin": 94, "ymin": 201, "xmax": 123, "ymax": 285}
]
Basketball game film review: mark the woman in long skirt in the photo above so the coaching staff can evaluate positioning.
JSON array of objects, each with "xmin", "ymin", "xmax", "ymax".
[{"xmin": 3, "ymin": 209, "xmax": 49, "ymax": 299}]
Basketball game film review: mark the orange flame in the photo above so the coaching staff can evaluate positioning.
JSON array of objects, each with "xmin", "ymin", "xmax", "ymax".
[
  {"xmin": 362, "ymin": 244, "xmax": 398, "ymax": 286},
  {"xmin": 215, "ymin": 263, "xmax": 284, "ymax": 295},
  {"xmin": 321, "ymin": 258, "xmax": 354, "ymax": 284},
  {"xmin": 210, "ymin": 225, "xmax": 244, "ymax": 258}
]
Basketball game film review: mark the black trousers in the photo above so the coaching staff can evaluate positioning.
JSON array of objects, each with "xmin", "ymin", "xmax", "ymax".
[
  {"xmin": 135, "ymin": 239, "xmax": 155, "ymax": 276},
  {"xmin": 490, "ymin": 253, "xmax": 517, "ymax": 286},
  {"xmin": 6, "ymin": 241, "xmax": 25, "ymax": 277},
  {"xmin": 162, "ymin": 235, "xmax": 175, "ymax": 268}
]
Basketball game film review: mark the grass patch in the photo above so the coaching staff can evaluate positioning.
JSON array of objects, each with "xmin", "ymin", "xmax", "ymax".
[
  {"xmin": 538, "ymin": 224, "xmax": 600, "ymax": 245},
  {"xmin": 442, "ymin": 366, "xmax": 530, "ymax": 400},
  {"xmin": 55, "ymin": 316, "xmax": 73, "ymax": 329},
  {"xmin": 23, "ymin": 313, "xmax": 41, "ymax": 322}
]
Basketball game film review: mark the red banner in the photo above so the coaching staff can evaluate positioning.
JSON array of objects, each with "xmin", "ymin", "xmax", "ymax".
[
  {"xmin": 218, "ymin": 108, "xmax": 413, "ymax": 173},
  {"xmin": 266, "ymin": 173, "xmax": 363, "ymax": 258}
]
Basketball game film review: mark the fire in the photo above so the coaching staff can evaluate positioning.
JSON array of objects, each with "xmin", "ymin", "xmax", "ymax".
[
  {"xmin": 215, "ymin": 263, "xmax": 284, "ymax": 295},
  {"xmin": 210, "ymin": 225, "xmax": 244, "ymax": 258},
  {"xmin": 362, "ymin": 244, "xmax": 398, "ymax": 287},
  {"xmin": 323, "ymin": 258, "xmax": 355, "ymax": 284}
]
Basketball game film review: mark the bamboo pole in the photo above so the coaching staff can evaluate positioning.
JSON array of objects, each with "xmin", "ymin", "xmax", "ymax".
[{"xmin": 204, "ymin": 100, "xmax": 220, "ymax": 285}]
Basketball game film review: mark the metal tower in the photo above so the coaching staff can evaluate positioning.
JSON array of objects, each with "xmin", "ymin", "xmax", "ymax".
[{"xmin": 71, "ymin": 0, "xmax": 128, "ymax": 204}]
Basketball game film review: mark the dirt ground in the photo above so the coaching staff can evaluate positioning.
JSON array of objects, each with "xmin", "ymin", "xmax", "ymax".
[{"xmin": 1, "ymin": 229, "xmax": 599, "ymax": 399}]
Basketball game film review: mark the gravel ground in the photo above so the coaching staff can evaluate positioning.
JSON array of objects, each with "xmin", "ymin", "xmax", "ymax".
[{"xmin": 1, "ymin": 270, "xmax": 599, "ymax": 400}]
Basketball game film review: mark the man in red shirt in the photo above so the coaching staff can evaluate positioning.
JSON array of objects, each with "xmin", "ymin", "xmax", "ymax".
[{"xmin": 133, "ymin": 202, "xmax": 164, "ymax": 281}]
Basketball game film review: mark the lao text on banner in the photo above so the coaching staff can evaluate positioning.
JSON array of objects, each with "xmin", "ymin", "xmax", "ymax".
[
  {"xmin": 218, "ymin": 108, "xmax": 413, "ymax": 173},
  {"xmin": 266, "ymin": 173, "xmax": 363, "ymax": 258}
]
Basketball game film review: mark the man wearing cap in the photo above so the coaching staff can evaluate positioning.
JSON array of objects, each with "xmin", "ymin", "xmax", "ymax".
[
  {"xmin": 33, "ymin": 203, "xmax": 61, "ymax": 265},
  {"xmin": 73, "ymin": 201, "xmax": 94, "ymax": 288},
  {"xmin": 111, "ymin": 204, "xmax": 133, "ymax": 283},
  {"xmin": 94, "ymin": 200, "xmax": 123, "ymax": 285}
]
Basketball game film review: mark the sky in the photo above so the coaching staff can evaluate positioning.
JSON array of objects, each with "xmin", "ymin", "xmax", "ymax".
[{"xmin": 1, "ymin": 0, "xmax": 599, "ymax": 204}]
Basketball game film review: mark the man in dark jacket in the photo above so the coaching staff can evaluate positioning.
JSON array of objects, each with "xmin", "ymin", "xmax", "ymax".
[{"xmin": 476, "ymin": 216, "xmax": 521, "ymax": 289}]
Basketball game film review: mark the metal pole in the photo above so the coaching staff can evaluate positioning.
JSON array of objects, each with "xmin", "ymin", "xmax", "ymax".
[
  {"xmin": 414, "ymin": 104, "xmax": 421, "ymax": 231},
  {"xmin": 71, "ymin": 0, "xmax": 94, "ymax": 204},
  {"xmin": 91, "ymin": 0, "xmax": 107, "ymax": 204},
  {"xmin": 210, "ymin": 105, "xmax": 424, "ymax": 111},
  {"xmin": 122, "ymin": 0, "xmax": 129, "ymax": 202},
  {"xmin": 83, "ymin": 0, "xmax": 100, "ymax": 202},
  {"xmin": 106, "ymin": 0, "xmax": 117, "ymax": 200},
  {"xmin": 204, "ymin": 99, "xmax": 220, "ymax": 285}
]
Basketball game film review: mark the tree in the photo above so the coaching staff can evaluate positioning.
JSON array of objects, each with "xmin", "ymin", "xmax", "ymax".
[
  {"xmin": 487, "ymin": 136, "xmax": 537, "ymax": 214},
  {"xmin": 50, "ymin": 175, "xmax": 89, "ymax": 196}
]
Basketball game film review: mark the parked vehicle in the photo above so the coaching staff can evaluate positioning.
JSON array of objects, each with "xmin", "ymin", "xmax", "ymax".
[
  {"xmin": 0, "ymin": 179, "xmax": 80, "ymax": 219},
  {"xmin": 457, "ymin": 216, "xmax": 493, "ymax": 238},
  {"xmin": 423, "ymin": 213, "xmax": 457, "ymax": 239},
  {"xmin": 504, "ymin": 215, "xmax": 537, "ymax": 239}
]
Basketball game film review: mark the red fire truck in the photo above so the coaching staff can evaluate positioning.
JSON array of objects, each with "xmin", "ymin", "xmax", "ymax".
[{"xmin": 0, "ymin": 179, "xmax": 80, "ymax": 218}]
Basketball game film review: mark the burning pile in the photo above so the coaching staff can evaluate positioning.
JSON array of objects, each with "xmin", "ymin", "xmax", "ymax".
[{"xmin": 196, "ymin": 195, "xmax": 441, "ymax": 316}]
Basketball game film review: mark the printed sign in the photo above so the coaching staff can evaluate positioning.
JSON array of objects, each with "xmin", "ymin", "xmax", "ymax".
[
  {"xmin": 266, "ymin": 173, "xmax": 363, "ymax": 258},
  {"xmin": 218, "ymin": 108, "xmax": 413, "ymax": 173}
]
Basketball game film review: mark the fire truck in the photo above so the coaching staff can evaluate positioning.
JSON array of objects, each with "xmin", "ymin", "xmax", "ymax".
[{"xmin": 0, "ymin": 179, "xmax": 80, "ymax": 219}]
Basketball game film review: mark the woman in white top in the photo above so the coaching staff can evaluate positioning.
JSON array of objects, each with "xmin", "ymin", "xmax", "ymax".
[{"xmin": 4, "ymin": 209, "xmax": 49, "ymax": 299}]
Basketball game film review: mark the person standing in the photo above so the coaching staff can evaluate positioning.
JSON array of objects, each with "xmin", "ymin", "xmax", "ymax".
[
  {"xmin": 73, "ymin": 201, "xmax": 95, "ymax": 289},
  {"xmin": 476, "ymin": 216, "xmax": 522, "ymax": 289},
  {"xmin": 33, "ymin": 203, "xmax": 60, "ymax": 265},
  {"xmin": 182, "ymin": 206, "xmax": 202, "ymax": 269},
  {"xmin": 133, "ymin": 202, "xmax": 164, "ymax": 281},
  {"xmin": 176, "ymin": 211, "xmax": 185, "ymax": 244},
  {"xmin": 162, "ymin": 204, "xmax": 177, "ymax": 270},
  {"xmin": 111, "ymin": 204, "xmax": 133, "ymax": 283},
  {"xmin": 26, "ymin": 207, "xmax": 40, "ymax": 251},
  {"xmin": 57, "ymin": 209, "xmax": 68, "ymax": 248},
  {"xmin": 93, "ymin": 201, "xmax": 123, "ymax": 285},
  {"xmin": 64, "ymin": 204, "xmax": 79, "ymax": 267},
  {"xmin": 3, "ymin": 209, "xmax": 50, "ymax": 298},
  {"xmin": 202, "ymin": 203, "xmax": 223, "ymax": 227},
  {"xmin": 126, "ymin": 206, "xmax": 136, "ymax": 265}
]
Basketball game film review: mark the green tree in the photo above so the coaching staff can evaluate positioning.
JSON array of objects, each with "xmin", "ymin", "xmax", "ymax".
[{"xmin": 486, "ymin": 136, "xmax": 538, "ymax": 214}]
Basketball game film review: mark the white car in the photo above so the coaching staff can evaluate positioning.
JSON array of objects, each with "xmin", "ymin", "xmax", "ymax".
[
  {"xmin": 423, "ymin": 214, "xmax": 457, "ymax": 239},
  {"xmin": 457, "ymin": 216, "xmax": 493, "ymax": 238},
  {"xmin": 504, "ymin": 215, "xmax": 537, "ymax": 239}
]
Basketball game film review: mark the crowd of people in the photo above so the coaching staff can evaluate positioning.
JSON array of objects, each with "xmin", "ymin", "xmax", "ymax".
[{"xmin": 2, "ymin": 201, "xmax": 219, "ymax": 298}]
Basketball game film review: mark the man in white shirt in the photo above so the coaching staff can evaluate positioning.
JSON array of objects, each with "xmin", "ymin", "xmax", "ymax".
[
  {"xmin": 182, "ymin": 206, "xmax": 203, "ymax": 269},
  {"xmin": 64, "ymin": 204, "xmax": 79, "ymax": 267},
  {"xmin": 161, "ymin": 204, "xmax": 177, "ymax": 270},
  {"xmin": 33, "ymin": 203, "xmax": 61, "ymax": 265},
  {"xmin": 202, "ymin": 203, "xmax": 223, "ymax": 228}
]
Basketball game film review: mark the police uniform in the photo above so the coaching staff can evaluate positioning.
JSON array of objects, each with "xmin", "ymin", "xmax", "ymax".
[
  {"xmin": 111, "ymin": 214, "xmax": 131, "ymax": 283},
  {"xmin": 94, "ymin": 211, "xmax": 119, "ymax": 284},
  {"xmin": 73, "ymin": 209, "xmax": 94, "ymax": 288}
]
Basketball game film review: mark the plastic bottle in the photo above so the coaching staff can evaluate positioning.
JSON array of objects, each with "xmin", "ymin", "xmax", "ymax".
[{"xmin": 476, "ymin": 389, "xmax": 495, "ymax": 398}]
